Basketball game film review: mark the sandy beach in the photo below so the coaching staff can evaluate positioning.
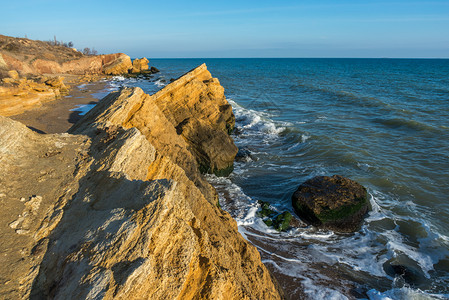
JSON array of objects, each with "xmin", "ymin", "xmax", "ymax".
[{"xmin": 10, "ymin": 78, "xmax": 109, "ymax": 134}]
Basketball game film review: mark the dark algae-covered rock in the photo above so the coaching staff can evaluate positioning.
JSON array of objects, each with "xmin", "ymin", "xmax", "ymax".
[
  {"xmin": 291, "ymin": 175, "xmax": 370, "ymax": 232},
  {"xmin": 257, "ymin": 201, "xmax": 293, "ymax": 232},
  {"xmin": 274, "ymin": 211, "xmax": 293, "ymax": 231}
]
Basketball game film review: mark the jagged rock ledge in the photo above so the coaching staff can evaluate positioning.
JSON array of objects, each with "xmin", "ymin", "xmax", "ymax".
[{"xmin": 0, "ymin": 64, "xmax": 283, "ymax": 299}]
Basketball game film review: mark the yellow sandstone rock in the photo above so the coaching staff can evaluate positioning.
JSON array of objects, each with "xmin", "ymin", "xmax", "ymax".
[
  {"xmin": 131, "ymin": 57, "xmax": 149, "ymax": 73},
  {"xmin": 0, "ymin": 75, "xmax": 69, "ymax": 116},
  {"xmin": 102, "ymin": 53, "xmax": 133, "ymax": 75}
]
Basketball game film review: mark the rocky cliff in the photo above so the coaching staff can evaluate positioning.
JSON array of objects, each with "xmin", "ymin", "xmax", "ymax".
[
  {"xmin": 0, "ymin": 65, "xmax": 282, "ymax": 299},
  {"xmin": 0, "ymin": 35, "xmax": 153, "ymax": 116},
  {"xmin": 0, "ymin": 35, "xmax": 133, "ymax": 76}
]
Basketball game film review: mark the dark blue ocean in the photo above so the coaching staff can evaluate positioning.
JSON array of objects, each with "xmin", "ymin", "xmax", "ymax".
[{"xmin": 90, "ymin": 58, "xmax": 449, "ymax": 299}]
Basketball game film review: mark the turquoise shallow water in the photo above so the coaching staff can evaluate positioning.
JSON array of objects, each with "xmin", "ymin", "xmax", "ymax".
[{"xmin": 107, "ymin": 58, "xmax": 449, "ymax": 299}]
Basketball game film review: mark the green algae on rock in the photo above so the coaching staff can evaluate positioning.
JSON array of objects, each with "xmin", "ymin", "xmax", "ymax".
[{"xmin": 257, "ymin": 201, "xmax": 293, "ymax": 232}]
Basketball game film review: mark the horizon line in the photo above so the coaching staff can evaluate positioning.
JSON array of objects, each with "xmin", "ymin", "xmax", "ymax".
[{"xmin": 144, "ymin": 57, "xmax": 449, "ymax": 60}]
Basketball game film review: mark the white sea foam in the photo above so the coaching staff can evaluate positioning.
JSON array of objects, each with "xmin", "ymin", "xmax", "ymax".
[
  {"xmin": 306, "ymin": 227, "xmax": 388, "ymax": 277},
  {"xmin": 286, "ymin": 142, "xmax": 301, "ymax": 151},
  {"xmin": 365, "ymin": 193, "xmax": 388, "ymax": 222},
  {"xmin": 296, "ymin": 230, "xmax": 335, "ymax": 240},
  {"xmin": 438, "ymin": 233, "xmax": 449, "ymax": 246},
  {"xmin": 315, "ymin": 115, "xmax": 328, "ymax": 122},
  {"xmin": 302, "ymin": 277, "xmax": 349, "ymax": 300},
  {"xmin": 367, "ymin": 287, "xmax": 449, "ymax": 300},
  {"xmin": 386, "ymin": 240, "xmax": 434, "ymax": 277},
  {"xmin": 154, "ymin": 78, "xmax": 166, "ymax": 88},
  {"xmin": 106, "ymin": 79, "xmax": 125, "ymax": 91},
  {"xmin": 228, "ymin": 99, "xmax": 288, "ymax": 141},
  {"xmin": 110, "ymin": 76, "xmax": 126, "ymax": 81},
  {"xmin": 204, "ymin": 174, "xmax": 253, "ymax": 220}
]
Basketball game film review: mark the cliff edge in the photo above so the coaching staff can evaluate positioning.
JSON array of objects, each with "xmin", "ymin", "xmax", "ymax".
[{"xmin": 0, "ymin": 65, "xmax": 282, "ymax": 299}]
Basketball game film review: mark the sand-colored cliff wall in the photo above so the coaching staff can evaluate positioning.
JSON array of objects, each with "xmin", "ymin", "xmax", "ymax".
[
  {"xmin": 0, "ymin": 35, "xmax": 133, "ymax": 76},
  {"xmin": 1, "ymin": 51, "xmax": 132, "ymax": 76}
]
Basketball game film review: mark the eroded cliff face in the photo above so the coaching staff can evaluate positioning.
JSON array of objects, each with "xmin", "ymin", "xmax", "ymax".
[
  {"xmin": 1, "ymin": 51, "xmax": 133, "ymax": 76},
  {"xmin": 0, "ymin": 65, "xmax": 282, "ymax": 299},
  {"xmin": 0, "ymin": 35, "xmax": 133, "ymax": 76}
]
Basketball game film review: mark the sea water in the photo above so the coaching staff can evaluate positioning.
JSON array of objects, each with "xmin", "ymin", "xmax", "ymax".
[{"xmin": 96, "ymin": 58, "xmax": 449, "ymax": 299}]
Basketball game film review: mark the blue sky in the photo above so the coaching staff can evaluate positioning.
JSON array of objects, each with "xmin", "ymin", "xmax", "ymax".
[{"xmin": 1, "ymin": 0, "xmax": 448, "ymax": 58}]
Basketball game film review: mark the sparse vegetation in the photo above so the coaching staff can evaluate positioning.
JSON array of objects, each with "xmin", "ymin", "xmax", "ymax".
[
  {"xmin": 0, "ymin": 34, "xmax": 83, "ymax": 64},
  {"xmin": 43, "ymin": 36, "xmax": 75, "ymax": 49},
  {"xmin": 82, "ymin": 47, "xmax": 98, "ymax": 56},
  {"xmin": 41, "ymin": 36, "xmax": 98, "ymax": 55}
]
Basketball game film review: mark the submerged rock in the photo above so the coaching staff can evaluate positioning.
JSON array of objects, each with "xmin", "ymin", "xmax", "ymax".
[
  {"xmin": 150, "ymin": 66, "xmax": 160, "ymax": 73},
  {"xmin": 273, "ymin": 212, "xmax": 293, "ymax": 231},
  {"xmin": 291, "ymin": 175, "xmax": 369, "ymax": 232},
  {"xmin": 384, "ymin": 261, "xmax": 429, "ymax": 287},
  {"xmin": 257, "ymin": 201, "xmax": 293, "ymax": 232},
  {"xmin": 235, "ymin": 146, "xmax": 256, "ymax": 162}
]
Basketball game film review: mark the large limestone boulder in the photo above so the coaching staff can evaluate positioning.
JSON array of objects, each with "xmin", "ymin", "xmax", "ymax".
[
  {"xmin": 71, "ymin": 64, "xmax": 238, "ymax": 177},
  {"xmin": 151, "ymin": 64, "xmax": 237, "ymax": 175},
  {"xmin": 70, "ymin": 87, "xmax": 218, "ymax": 203},
  {"xmin": 292, "ymin": 175, "xmax": 369, "ymax": 232},
  {"xmin": 102, "ymin": 53, "xmax": 132, "ymax": 75},
  {"xmin": 131, "ymin": 57, "xmax": 149, "ymax": 73},
  {"xmin": 44, "ymin": 76, "xmax": 68, "ymax": 93}
]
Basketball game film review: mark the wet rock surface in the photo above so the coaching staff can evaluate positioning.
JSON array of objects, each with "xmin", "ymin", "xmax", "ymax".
[
  {"xmin": 257, "ymin": 201, "xmax": 294, "ymax": 232},
  {"xmin": 291, "ymin": 175, "xmax": 369, "ymax": 232}
]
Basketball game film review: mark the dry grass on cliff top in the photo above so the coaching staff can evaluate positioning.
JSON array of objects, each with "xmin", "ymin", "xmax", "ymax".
[{"xmin": 0, "ymin": 35, "xmax": 83, "ymax": 65}]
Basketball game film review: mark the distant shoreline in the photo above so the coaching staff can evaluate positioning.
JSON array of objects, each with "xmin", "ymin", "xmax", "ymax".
[{"xmin": 148, "ymin": 57, "xmax": 449, "ymax": 60}]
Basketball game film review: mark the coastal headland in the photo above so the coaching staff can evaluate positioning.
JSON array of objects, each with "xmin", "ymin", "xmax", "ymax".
[{"xmin": 0, "ymin": 35, "xmax": 283, "ymax": 299}]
